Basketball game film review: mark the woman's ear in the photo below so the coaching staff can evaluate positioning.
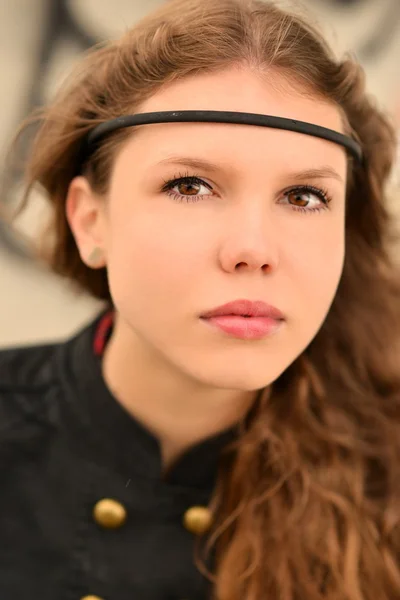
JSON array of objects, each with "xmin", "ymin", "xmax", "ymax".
[{"xmin": 65, "ymin": 176, "xmax": 107, "ymax": 269}]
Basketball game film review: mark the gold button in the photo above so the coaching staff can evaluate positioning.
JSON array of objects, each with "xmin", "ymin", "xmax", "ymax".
[
  {"xmin": 93, "ymin": 498, "xmax": 127, "ymax": 529},
  {"xmin": 80, "ymin": 596, "xmax": 105, "ymax": 600},
  {"xmin": 183, "ymin": 505, "xmax": 212, "ymax": 535}
]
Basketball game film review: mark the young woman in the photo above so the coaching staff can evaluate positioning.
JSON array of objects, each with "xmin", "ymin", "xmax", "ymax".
[{"xmin": 1, "ymin": 0, "xmax": 400, "ymax": 598}]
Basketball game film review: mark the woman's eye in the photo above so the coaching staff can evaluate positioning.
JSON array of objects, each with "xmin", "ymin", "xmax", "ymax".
[
  {"xmin": 161, "ymin": 174, "xmax": 332, "ymax": 214},
  {"xmin": 280, "ymin": 185, "xmax": 331, "ymax": 213},
  {"xmin": 162, "ymin": 175, "xmax": 213, "ymax": 203}
]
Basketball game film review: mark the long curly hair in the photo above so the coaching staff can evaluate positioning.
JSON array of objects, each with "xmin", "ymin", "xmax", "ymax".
[{"xmin": 8, "ymin": 0, "xmax": 400, "ymax": 597}]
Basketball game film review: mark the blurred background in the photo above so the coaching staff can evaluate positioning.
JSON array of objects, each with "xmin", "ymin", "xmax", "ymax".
[{"xmin": 1, "ymin": 0, "xmax": 400, "ymax": 347}]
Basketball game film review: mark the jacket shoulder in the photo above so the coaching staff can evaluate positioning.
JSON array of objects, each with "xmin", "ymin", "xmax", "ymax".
[
  {"xmin": 0, "ymin": 340, "xmax": 61, "ymax": 433},
  {"xmin": 0, "ymin": 340, "xmax": 59, "ymax": 389}
]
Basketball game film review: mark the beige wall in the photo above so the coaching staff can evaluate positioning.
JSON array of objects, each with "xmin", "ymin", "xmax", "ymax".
[{"xmin": 1, "ymin": 0, "xmax": 399, "ymax": 347}]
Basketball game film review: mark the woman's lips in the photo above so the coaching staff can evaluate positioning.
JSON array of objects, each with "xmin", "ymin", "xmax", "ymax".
[
  {"xmin": 200, "ymin": 315, "xmax": 283, "ymax": 340},
  {"xmin": 200, "ymin": 299, "xmax": 285, "ymax": 320}
]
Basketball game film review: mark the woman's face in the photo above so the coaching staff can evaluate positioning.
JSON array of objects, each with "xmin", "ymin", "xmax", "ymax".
[{"xmin": 70, "ymin": 66, "xmax": 347, "ymax": 391}]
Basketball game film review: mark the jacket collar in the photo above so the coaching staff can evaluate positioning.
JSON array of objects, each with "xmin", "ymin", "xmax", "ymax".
[{"xmin": 57, "ymin": 309, "xmax": 239, "ymax": 491}]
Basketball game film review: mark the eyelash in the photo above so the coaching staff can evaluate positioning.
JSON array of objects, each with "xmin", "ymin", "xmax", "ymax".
[{"xmin": 161, "ymin": 171, "xmax": 332, "ymax": 214}]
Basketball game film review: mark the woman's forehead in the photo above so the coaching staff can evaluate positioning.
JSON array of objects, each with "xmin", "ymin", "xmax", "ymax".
[
  {"xmin": 124, "ymin": 69, "xmax": 348, "ymax": 163},
  {"xmin": 81, "ymin": 69, "xmax": 356, "ymax": 178}
]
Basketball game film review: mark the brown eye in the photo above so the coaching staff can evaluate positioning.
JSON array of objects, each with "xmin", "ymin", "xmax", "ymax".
[
  {"xmin": 286, "ymin": 190, "xmax": 310, "ymax": 208},
  {"xmin": 279, "ymin": 185, "xmax": 331, "ymax": 214},
  {"xmin": 162, "ymin": 175, "xmax": 213, "ymax": 203},
  {"xmin": 176, "ymin": 181, "xmax": 201, "ymax": 195}
]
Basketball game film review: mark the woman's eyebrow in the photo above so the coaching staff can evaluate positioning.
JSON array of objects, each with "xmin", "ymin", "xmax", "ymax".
[
  {"xmin": 156, "ymin": 156, "xmax": 223, "ymax": 174},
  {"xmin": 287, "ymin": 166, "xmax": 344, "ymax": 183},
  {"xmin": 155, "ymin": 156, "xmax": 344, "ymax": 183}
]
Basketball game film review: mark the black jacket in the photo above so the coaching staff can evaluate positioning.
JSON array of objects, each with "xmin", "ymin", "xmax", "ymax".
[{"xmin": 0, "ymin": 310, "xmax": 236, "ymax": 600}]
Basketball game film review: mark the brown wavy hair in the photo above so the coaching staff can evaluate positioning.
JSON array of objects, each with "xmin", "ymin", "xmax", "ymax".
[{"xmin": 8, "ymin": 0, "xmax": 400, "ymax": 597}]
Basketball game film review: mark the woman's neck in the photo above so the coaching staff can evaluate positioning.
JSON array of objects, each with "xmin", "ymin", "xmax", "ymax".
[{"xmin": 100, "ymin": 315, "xmax": 257, "ymax": 472}]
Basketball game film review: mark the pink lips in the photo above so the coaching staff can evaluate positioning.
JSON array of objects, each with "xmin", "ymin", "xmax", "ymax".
[
  {"xmin": 200, "ymin": 299, "xmax": 285, "ymax": 340},
  {"xmin": 201, "ymin": 299, "xmax": 284, "ymax": 320}
]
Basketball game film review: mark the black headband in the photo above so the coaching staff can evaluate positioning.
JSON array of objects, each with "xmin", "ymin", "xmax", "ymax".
[{"xmin": 77, "ymin": 109, "xmax": 363, "ymax": 173}]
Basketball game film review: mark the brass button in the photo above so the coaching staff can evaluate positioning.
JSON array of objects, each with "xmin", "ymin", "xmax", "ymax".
[
  {"xmin": 80, "ymin": 596, "xmax": 105, "ymax": 600},
  {"xmin": 93, "ymin": 498, "xmax": 127, "ymax": 529},
  {"xmin": 183, "ymin": 505, "xmax": 212, "ymax": 535}
]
